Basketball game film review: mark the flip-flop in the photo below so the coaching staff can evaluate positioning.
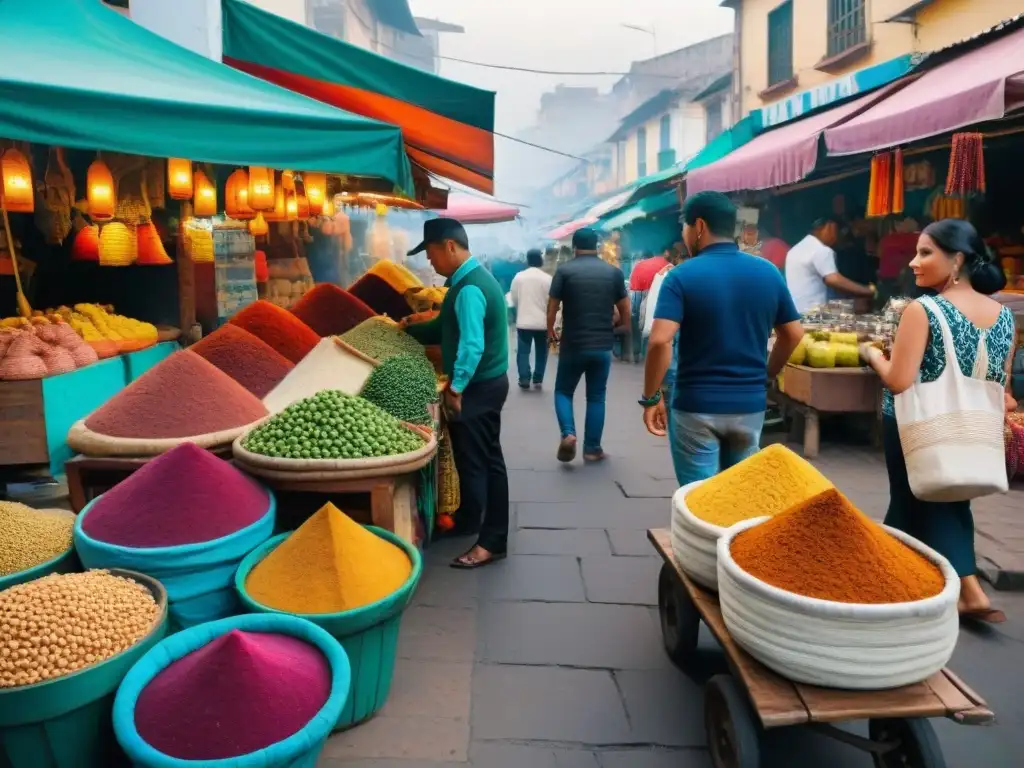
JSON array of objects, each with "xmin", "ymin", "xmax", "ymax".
[
  {"xmin": 450, "ymin": 551, "xmax": 507, "ymax": 570},
  {"xmin": 960, "ymin": 608, "xmax": 1007, "ymax": 625}
]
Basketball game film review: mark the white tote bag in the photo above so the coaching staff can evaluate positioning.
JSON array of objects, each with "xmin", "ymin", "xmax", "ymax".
[
  {"xmin": 894, "ymin": 296, "xmax": 1008, "ymax": 502},
  {"xmin": 642, "ymin": 269, "xmax": 668, "ymax": 339}
]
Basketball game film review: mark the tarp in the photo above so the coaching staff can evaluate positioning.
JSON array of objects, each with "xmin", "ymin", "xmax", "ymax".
[
  {"xmin": 545, "ymin": 218, "xmax": 597, "ymax": 241},
  {"xmin": 0, "ymin": 0, "xmax": 414, "ymax": 193},
  {"xmin": 221, "ymin": 0, "xmax": 496, "ymax": 194},
  {"xmin": 439, "ymin": 194, "xmax": 519, "ymax": 224},
  {"xmin": 826, "ymin": 26, "xmax": 1024, "ymax": 155}
]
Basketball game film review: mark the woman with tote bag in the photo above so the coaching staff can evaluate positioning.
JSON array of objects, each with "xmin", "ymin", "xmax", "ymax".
[{"xmin": 861, "ymin": 219, "xmax": 1015, "ymax": 624}]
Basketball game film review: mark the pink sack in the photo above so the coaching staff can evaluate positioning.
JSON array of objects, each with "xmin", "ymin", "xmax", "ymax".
[
  {"xmin": 0, "ymin": 332, "xmax": 48, "ymax": 380},
  {"xmin": 53, "ymin": 322, "xmax": 98, "ymax": 367}
]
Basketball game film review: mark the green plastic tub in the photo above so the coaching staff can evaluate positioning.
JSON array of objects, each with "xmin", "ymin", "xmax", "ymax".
[
  {"xmin": 0, "ymin": 568, "xmax": 169, "ymax": 768},
  {"xmin": 0, "ymin": 544, "xmax": 81, "ymax": 592},
  {"xmin": 235, "ymin": 526, "xmax": 422, "ymax": 730}
]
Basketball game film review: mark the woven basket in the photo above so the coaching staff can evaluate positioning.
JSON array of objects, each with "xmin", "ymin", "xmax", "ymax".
[
  {"xmin": 66, "ymin": 418, "xmax": 264, "ymax": 458},
  {"xmin": 136, "ymin": 221, "xmax": 172, "ymax": 265},
  {"xmin": 115, "ymin": 195, "xmax": 147, "ymax": 227},
  {"xmin": 185, "ymin": 227, "xmax": 214, "ymax": 263},
  {"xmin": 71, "ymin": 225, "xmax": 100, "ymax": 262},
  {"xmin": 99, "ymin": 222, "xmax": 136, "ymax": 267},
  {"xmin": 438, "ymin": 428, "xmax": 460, "ymax": 516}
]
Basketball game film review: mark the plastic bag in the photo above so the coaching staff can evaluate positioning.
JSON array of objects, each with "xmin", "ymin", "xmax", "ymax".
[{"xmin": 642, "ymin": 269, "xmax": 668, "ymax": 339}]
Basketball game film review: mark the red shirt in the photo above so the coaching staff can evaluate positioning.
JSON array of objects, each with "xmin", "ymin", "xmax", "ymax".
[
  {"xmin": 629, "ymin": 256, "xmax": 669, "ymax": 291},
  {"xmin": 760, "ymin": 238, "xmax": 790, "ymax": 270},
  {"xmin": 878, "ymin": 232, "xmax": 919, "ymax": 280}
]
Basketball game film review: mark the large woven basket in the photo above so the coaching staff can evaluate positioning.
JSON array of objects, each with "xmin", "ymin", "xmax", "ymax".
[{"xmin": 66, "ymin": 418, "xmax": 264, "ymax": 458}]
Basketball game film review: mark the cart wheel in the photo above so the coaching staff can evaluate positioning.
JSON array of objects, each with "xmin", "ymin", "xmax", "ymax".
[
  {"xmin": 658, "ymin": 563, "xmax": 699, "ymax": 667},
  {"xmin": 869, "ymin": 718, "xmax": 947, "ymax": 768},
  {"xmin": 705, "ymin": 674, "xmax": 761, "ymax": 768}
]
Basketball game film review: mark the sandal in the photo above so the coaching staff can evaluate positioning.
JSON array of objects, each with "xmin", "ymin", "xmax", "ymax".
[
  {"xmin": 450, "ymin": 548, "xmax": 507, "ymax": 570},
  {"xmin": 960, "ymin": 607, "xmax": 1006, "ymax": 624},
  {"xmin": 557, "ymin": 436, "xmax": 577, "ymax": 463}
]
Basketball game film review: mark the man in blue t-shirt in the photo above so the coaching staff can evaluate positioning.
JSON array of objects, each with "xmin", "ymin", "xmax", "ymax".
[{"xmin": 640, "ymin": 192, "xmax": 805, "ymax": 486}]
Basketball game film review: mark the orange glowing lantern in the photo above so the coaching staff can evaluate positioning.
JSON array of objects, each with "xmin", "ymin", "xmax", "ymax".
[
  {"xmin": 248, "ymin": 166, "xmax": 274, "ymax": 211},
  {"xmin": 321, "ymin": 194, "xmax": 335, "ymax": 217},
  {"xmin": 281, "ymin": 170, "xmax": 295, "ymax": 192},
  {"xmin": 263, "ymin": 184, "xmax": 287, "ymax": 222},
  {"xmin": 249, "ymin": 212, "xmax": 269, "ymax": 236},
  {"xmin": 225, "ymin": 169, "xmax": 255, "ymax": 220},
  {"xmin": 1, "ymin": 149, "xmax": 33, "ymax": 213},
  {"xmin": 285, "ymin": 190, "xmax": 298, "ymax": 221},
  {"xmin": 87, "ymin": 159, "xmax": 115, "ymax": 221},
  {"xmin": 304, "ymin": 172, "xmax": 326, "ymax": 215},
  {"xmin": 193, "ymin": 170, "xmax": 217, "ymax": 217},
  {"xmin": 296, "ymin": 193, "xmax": 310, "ymax": 220},
  {"xmin": 167, "ymin": 158, "xmax": 193, "ymax": 200}
]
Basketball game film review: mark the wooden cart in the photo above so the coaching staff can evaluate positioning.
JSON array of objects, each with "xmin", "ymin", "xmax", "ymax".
[{"xmin": 648, "ymin": 529, "xmax": 994, "ymax": 768}]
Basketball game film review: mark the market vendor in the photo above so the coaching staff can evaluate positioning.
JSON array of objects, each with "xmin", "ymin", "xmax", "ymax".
[
  {"xmin": 403, "ymin": 218, "xmax": 510, "ymax": 570},
  {"xmin": 786, "ymin": 218, "xmax": 876, "ymax": 314}
]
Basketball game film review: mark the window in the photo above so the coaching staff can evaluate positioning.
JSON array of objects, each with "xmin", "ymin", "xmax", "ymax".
[
  {"xmin": 767, "ymin": 1, "xmax": 794, "ymax": 86},
  {"xmin": 659, "ymin": 114, "xmax": 672, "ymax": 151},
  {"xmin": 637, "ymin": 126, "xmax": 647, "ymax": 178},
  {"xmin": 828, "ymin": 0, "xmax": 867, "ymax": 57},
  {"xmin": 706, "ymin": 99, "xmax": 723, "ymax": 143}
]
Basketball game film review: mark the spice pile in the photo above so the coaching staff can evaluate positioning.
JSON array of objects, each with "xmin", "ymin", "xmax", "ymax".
[
  {"xmin": 0, "ymin": 570, "xmax": 160, "ymax": 688},
  {"xmin": 360, "ymin": 354, "xmax": 438, "ymax": 425},
  {"xmin": 0, "ymin": 502, "xmax": 74, "ymax": 577},
  {"xmin": 84, "ymin": 351, "xmax": 267, "ymax": 439},
  {"xmin": 730, "ymin": 488, "xmax": 945, "ymax": 604},
  {"xmin": 228, "ymin": 300, "xmax": 320, "ymax": 364},
  {"xmin": 340, "ymin": 318, "xmax": 426, "ymax": 364},
  {"xmin": 243, "ymin": 390, "xmax": 425, "ymax": 460},
  {"xmin": 133, "ymin": 629, "xmax": 331, "ymax": 760},
  {"xmin": 191, "ymin": 324, "xmax": 294, "ymax": 399},
  {"xmin": 81, "ymin": 443, "xmax": 269, "ymax": 548},
  {"xmin": 686, "ymin": 444, "xmax": 833, "ymax": 528},
  {"xmin": 348, "ymin": 273, "xmax": 413, "ymax": 321},
  {"xmin": 246, "ymin": 502, "xmax": 411, "ymax": 614},
  {"xmin": 290, "ymin": 283, "xmax": 375, "ymax": 337}
]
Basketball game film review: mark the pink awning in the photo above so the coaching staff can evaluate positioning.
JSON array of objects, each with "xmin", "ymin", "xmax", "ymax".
[
  {"xmin": 826, "ymin": 27, "xmax": 1024, "ymax": 155},
  {"xmin": 439, "ymin": 194, "xmax": 519, "ymax": 224},
  {"xmin": 686, "ymin": 88, "xmax": 894, "ymax": 194},
  {"xmin": 545, "ymin": 217, "xmax": 596, "ymax": 241}
]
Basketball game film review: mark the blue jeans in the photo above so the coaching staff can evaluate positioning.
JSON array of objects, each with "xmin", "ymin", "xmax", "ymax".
[
  {"xmin": 669, "ymin": 410, "xmax": 765, "ymax": 487},
  {"xmin": 516, "ymin": 329, "xmax": 548, "ymax": 386},
  {"xmin": 554, "ymin": 349, "xmax": 612, "ymax": 453}
]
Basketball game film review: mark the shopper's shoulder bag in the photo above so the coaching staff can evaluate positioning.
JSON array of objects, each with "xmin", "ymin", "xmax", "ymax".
[{"xmin": 894, "ymin": 295, "xmax": 1008, "ymax": 501}]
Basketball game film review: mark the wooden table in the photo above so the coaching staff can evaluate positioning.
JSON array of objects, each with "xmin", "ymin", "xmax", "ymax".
[{"xmin": 648, "ymin": 528, "xmax": 993, "ymax": 768}]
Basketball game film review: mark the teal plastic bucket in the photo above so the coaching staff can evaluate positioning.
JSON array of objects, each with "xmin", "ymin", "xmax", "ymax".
[
  {"xmin": 0, "ymin": 569, "xmax": 169, "ymax": 768},
  {"xmin": 235, "ymin": 527, "xmax": 422, "ymax": 730},
  {"xmin": 74, "ymin": 490, "xmax": 276, "ymax": 630},
  {"xmin": 113, "ymin": 613, "xmax": 351, "ymax": 768},
  {"xmin": 0, "ymin": 544, "xmax": 80, "ymax": 592}
]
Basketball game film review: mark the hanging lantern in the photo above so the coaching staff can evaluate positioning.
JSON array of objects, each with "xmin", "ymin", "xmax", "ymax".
[
  {"xmin": 281, "ymin": 170, "xmax": 295, "ymax": 192},
  {"xmin": 136, "ymin": 222, "xmax": 172, "ymax": 265},
  {"xmin": 263, "ymin": 184, "xmax": 287, "ymax": 222},
  {"xmin": 285, "ymin": 190, "xmax": 298, "ymax": 221},
  {"xmin": 249, "ymin": 212, "xmax": 269, "ymax": 237},
  {"xmin": 226, "ymin": 169, "xmax": 255, "ymax": 220},
  {"xmin": 99, "ymin": 222, "xmax": 136, "ymax": 266},
  {"xmin": 167, "ymin": 158, "xmax": 193, "ymax": 200},
  {"xmin": 71, "ymin": 225, "xmax": 100, "ymax": 262},
  {"xmin": 248, "ymin": 167, "xmax": 275, "ymax": 211},
  {"xmin": 304, "ymin": 172, "xmax": 326, "ymax": 216},
  {"xmin": 1, "ymin": 149, "xmax": 34, "ymax": 213},
  {"xmin": 87, "ymin": 159, "xmax": 115, "ymax": 221},
  {"xmin": 193, "ymin": 170, "xmax": 217, "ymax": 217},
  {"xmin": 321, "ymin": 193, "xmax": 335, "ymax": 218}
]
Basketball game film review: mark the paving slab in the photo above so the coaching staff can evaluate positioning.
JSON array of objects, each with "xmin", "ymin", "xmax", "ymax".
[
  {"xmin": 606, "ymin": 529, "xmax": 659, "ymax": 557},
  {"xmin": 598, "ymin": 749, "xmax": 712, "ymax": 768},
  {"xmin": 469, "ymin": 743, "xmax": 600, "ymax": 767},
  {"xmin": 508, "ymin": 469, "xmax": 621, "ymax": 502},
  {"xmin": 322, "ymin": 713, "xmax": 470, "ymax": 762},
  {"xmin": 512, "ymin": 527, "xmax": 612, "ymax": 556},
  {"xmin": 412, "ymin": 565, "xmax": 479, "ymax": 610},
  {"xmin": 398, "ymin": 606, "xmax": 477, "ymax": 663},
  {"xmin": 614, "ymin": 669, "xmax": 706, "ymax": 747},
  {"xmin": 477, "ymin": 554, "xmax": 586, "ymax": 603},
  {"xmin": 517, "ymin": 499, "xmax": 671, "ymax": 531},
  {"xmin": 581, "ymin": 556, "xmax": 661, "ymax": 606}
]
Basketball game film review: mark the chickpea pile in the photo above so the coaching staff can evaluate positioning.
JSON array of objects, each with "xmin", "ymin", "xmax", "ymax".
[
  {"xmin": 0, "ymin": 570, "xmax": 160, "ymax": 689},
  {"xmin": 0, "ymin": 502, "xmax": 74, "ymax": 577}
]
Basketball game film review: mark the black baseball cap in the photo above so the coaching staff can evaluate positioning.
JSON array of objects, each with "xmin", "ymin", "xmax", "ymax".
[
  {"xmin": 408, "ymin": 217, "xmax": 470, "ymax": 255},
  {"xmin": 572, "ymin": 227, "xmax": 599, "ymax": 251}
]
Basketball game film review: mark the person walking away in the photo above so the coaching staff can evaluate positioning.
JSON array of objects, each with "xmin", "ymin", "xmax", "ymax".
[
  {"xmin": 507, "ymin": 248, "xmax": 552, "ymax": 390},
  {"xmin": 642, "ymin": 192, "xmax": 804, "ymax": 485},
  {"xmin": 403, "ymin": 218, "xmax": 510, "ymax": 569},
  {"xmin": 629, "ymin": 248, "xmax": 670, "ymax": 363},
  {"xmin": 548, "ymin": 228, "xmax": 630, "ymax": 463},
  {"xmin": 786, "ymin": 218, "xmax": 875, "ymax": 314},
  {"xmin": 860, "ymin": 219, "xmax": 1015, "ymax": 623}
]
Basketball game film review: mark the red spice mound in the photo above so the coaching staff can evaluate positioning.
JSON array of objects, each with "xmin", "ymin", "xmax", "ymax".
[
  {"xmin": 82, "ymin": 443, "xmax": 269, "ymax": 547},
  {"xmin": 84, "ymin": 351, "xmax": 267, "ymax": 439},
  {"xmin": 228, "ymin": 300, "xmax": 319, "ymax": 363},
  {"xmin": 348, "ymin": 273, "xmax": 412, "ymax": 321},
  {"xmin": 291, "ymin": 283, "xmax": 375, "ymax": 337},
  {"xmin": 134, "ymin": 629, "xmax": 331, "ymax": 760},
  {"xmin": 191, "ymin": 324, "xmax": 294, "ymax": 399}
]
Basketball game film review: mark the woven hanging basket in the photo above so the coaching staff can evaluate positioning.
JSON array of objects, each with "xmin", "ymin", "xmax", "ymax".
[
  {"xmin": 71, "ymin": 225, "xmax": 100, "ymax": 262},
  {"xmin": 99, "ymin": 222, "xmax": 136, "ymax": 267},
  {"xmin": 136, "ymin": 221, "xmax": 172, "ymax": 265},
  {"xmin": 185, "ymin": 227, "xmax": 214, "ymax": 263}
]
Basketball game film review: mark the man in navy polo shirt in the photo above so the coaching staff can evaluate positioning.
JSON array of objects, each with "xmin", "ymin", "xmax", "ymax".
[{"xmin": 640, "ymin": 192, "xmax": 805, "ymax": 486}]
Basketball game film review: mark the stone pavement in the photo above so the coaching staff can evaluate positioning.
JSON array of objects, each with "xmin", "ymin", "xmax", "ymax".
[{"xmin": 320, "ymin": 360, "xmax": 1024, "ymax": 767}]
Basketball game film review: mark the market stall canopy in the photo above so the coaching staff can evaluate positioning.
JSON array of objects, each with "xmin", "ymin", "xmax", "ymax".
[
  {"xmin": 597, "ymin": 188, "xmax": 679, "ymax": 233},
  {"xmin": 221, "ymin": 0, "xmax": 496, "ymax": 194},
  {"xmin": 0, "ymin": 0, "xmax": 413, "ymax": 194},
  {"xmin": 686, "ymin": 89, "xmax": 894, "ymax": 194},
  {"xmin": 545, "ymin": 218, "xmax": 597, "ymax": 241},
  {"xmin": 583, "ymin": 188, "xmax": 636, "ymax": 220},
  {"xmin": 439, "ymin": 194, "xmax": 519, "ymax": 224},
  {"xmin": 825, "ymin": 25, "xmax": 1024, "ymax": 155}
]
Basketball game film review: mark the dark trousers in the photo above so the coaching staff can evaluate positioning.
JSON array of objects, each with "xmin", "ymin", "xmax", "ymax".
[
  {"xmin": 882, "ymin": 416, "xmax": 977, "ymax": 577},
  {"xmin": 516, "ymin": 328, "xmax": 548, "ymax": 385},
  {"xmin": 447, "ymin": 374, "xmax": 510, "ymax": 553}
]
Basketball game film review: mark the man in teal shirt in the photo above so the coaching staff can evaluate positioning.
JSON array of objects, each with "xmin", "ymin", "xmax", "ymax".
[{"xmin": 404, "ymin": 219, "xmax": 510, "ymax": 569}]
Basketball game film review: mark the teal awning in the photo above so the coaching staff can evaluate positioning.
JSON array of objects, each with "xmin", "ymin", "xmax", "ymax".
[
  {"xmin": 0, "ymin": 0, "xmax": 414, "ymax": 194},
  {"xmin": 685, "ymin": 114, "xmax": 762, "ymax": 172},
  {"xmin": 597, "ymin": 188, "xmax": 679, "ymax": 232}
]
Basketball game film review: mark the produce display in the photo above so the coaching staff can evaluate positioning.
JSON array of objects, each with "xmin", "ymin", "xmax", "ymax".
[
  {"xmin": 81, "ymin": 443, "xmax": 269, "ymax": 548},
  {"xmin": 360, "ymin": 353, "xmax": 438, "ymax": 425},
  {"xmin": 245, "ymin": 502, "xmax": 412, "ymax": 614},
  {"xmin": 0, "ymin": 322, "xmax": 97, "ymax": 380},
  {"xmin": 133, "ymin": 629, "xmax": 331, "ymax": 760},
  {"xmin": 228, "ymin": 299, "xmax": 320, "ymax": 364},
  {"xmin": 367, "ymin": 258, "xmax": 423, "ymax": 296},
  {"xmin": 0, "ymin": 570, "xmax": 160, "ymax": 688},
  {"xmin": 262, "ymin": 339, "xmax": 375, "ymax": 413},
  {"xmin": 0, "ymin": 304, "xmax": 158, "ymax": 359},
  {"xmin": 190, "ymin": 324, "xmax": 295, "ymax": 399},
  {"xmin": 290, "ymin": 283, "xmax": 374, "ymax": 337},
  {"xmin": 0, "ymin": 502, "xmax": 73, "ymax": 576},
  {"xmin": 730, "ymin": 488, "xmax": 945, "ymax": 604},
  {"xmin": 348, "ymin": 272, "xmax": 413, "ymax": 321},
  {"xmin": 83, "ymin": 350, "xmax": 268, "ymax": 439},
  {"xmin": 265, "ymin": 257, "xmax": 314, "ymax": 311},
  {"xmin": 685, "ymin": 445, "xmax": 832, "ymax": 528},
  {"xmin": 242, "ymin": 390, "xmax": 425, "ymax": 460},
  {"xmin": 340, "ymin": 317, "xmax": 427, "ymax": 364}
]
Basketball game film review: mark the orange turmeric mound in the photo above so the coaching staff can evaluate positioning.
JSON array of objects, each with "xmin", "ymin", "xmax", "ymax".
[
  {"xmin": 245, "ymin": 502, "xmax": 411, "ymax": 614},
  {"xmin": 730, "ymin": 489, "xmax": 945, "ymax": 604}
]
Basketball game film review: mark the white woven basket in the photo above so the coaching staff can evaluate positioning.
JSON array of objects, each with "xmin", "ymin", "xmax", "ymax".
[
  {"xmin": 670, "ymin": 480, "xmax": 726, "ymax": 591},
  {"xmin": 717, "ymin": 517, "xmax": 960, "ymax": 690}
]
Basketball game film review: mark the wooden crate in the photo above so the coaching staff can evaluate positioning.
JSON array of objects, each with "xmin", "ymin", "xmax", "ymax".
[
  {"xmin": 0, "ymin": 380, "xmax": 49, "ymax": 466},
  {"xmin": 783, "ymin": 364, "xmax": 880, "ymax": 413}
]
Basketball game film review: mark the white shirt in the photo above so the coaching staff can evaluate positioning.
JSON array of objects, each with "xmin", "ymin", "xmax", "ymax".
[
  {"xmin": 508, "ymin": 266, "xmax": 553, "ymax": 331},
  {"xmin": 785, "ymin": 235, "xmax": 838, "ymax": 314}
]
